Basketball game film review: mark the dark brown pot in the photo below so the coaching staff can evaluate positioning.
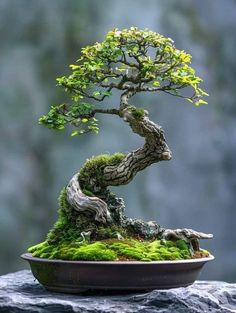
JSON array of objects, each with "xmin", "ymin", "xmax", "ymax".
[{"xmin": 21, "ymin": 253, "xmax": 214, "ymax": 293}]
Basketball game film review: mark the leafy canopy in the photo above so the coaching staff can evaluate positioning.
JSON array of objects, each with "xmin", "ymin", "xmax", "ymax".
[{"xmin": 39, "ymin": 27, "xmax": 208, "ymax": 135}]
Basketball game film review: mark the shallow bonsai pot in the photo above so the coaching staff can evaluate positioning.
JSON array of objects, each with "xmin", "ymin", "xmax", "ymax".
[{"xmin": 21, "ymin": 253, "xmax": 214, "ymax": 293}]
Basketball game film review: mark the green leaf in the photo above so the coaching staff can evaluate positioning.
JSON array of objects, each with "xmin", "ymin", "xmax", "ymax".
[
  {"xmin": 92, "ymin": 91, "xmax": 100, "ymax": 97},
  {"xmin": 153, "ymin": 81, "xmax": 160, "ymax": 87},
  {"xmin": 88, "ymin": 125, "xmax": 99, "ymax": 134},
  {"xmin": 102, "ymin": 91, "xmax": 112, "ymax": 96},
  {"xmin": 69, "ymin": 64, "xmax": 79, "ymax": 70},
  {"xmin": 81, "ymin": 118, "xmax": 89, "ymax": 123},
  {"xmin": 186, "ymin": 98, "xmax": 193, "ymax": 103},
  {"xmin": 195, "ymin": 99, "xmax": 208, "ymax": 106},
  {"xmin": 71, "ymin": 130, "xmax": 79, "ymax": 136},
  {"xmin": 39, "ymin": 27, "xmax": 209, "ymax": 136}
]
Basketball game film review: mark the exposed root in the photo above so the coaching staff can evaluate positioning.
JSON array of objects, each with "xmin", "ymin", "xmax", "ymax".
[
  {"xmin": 159, "ymin": 228, "xmax": 213, "ymax": 254},
  {"xmin": 66, "ymin": 173, "xmax": 112, "ymax": 224}
]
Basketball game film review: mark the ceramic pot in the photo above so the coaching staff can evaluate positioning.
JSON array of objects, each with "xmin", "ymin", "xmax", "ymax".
[{"xmin": 21, "ymin": 253, "xmax": 214, "ymax": 293}]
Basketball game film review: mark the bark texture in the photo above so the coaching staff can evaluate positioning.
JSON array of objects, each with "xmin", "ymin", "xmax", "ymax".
[
  {"xmin": 103, "ymin": 109, "xmax": 172, "ymax": 186},
  {"xmin": 66, "ymin": 173, "xmax": 112, "ymax": 224}
]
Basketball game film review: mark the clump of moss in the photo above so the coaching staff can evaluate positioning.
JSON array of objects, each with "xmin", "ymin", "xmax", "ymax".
[
  {"xmin": 28, "ymin": 241, "xmax": 116, "ymax": 261},
  {"xmin": 79, "ymin": 153, "xmax": 125, "ymax": 192},
  {"xmin": 46, "ymin": 188, "xmax": 94, "ymax": 244},
  {"xmin": 45, "ymin": 186, "xmax": 129, "ymax": 245},
  {"xmin": 27, "ymin": 238, "xmax": 205, "ymax": 262},
  {"xmin": 94, "ymin": 225, "xmax": 127, "ymax": 240},
  {"xmin": 47, "ymin": 188, "xmax": 86, "ymax": 244},
  {"xmin": 110, "ymin": 241, "xmax": 144, "ymax": 260},
  {"xmin": 131, "ymin": 107, "xmax": 145, "ymax": 119},
  {"xmin": 72, "ymin": 242, "xmax": 116, "ymax": 261}
]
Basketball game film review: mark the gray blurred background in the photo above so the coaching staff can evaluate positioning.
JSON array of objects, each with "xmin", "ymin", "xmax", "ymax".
[{"xmin": 0, "ymin": 0, "xmax": 236, "ymax": 281}]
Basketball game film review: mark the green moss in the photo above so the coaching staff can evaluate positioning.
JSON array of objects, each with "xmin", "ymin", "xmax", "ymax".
[
  {"xmin": 176, "ymin": 240, "xmax": 189, "ymax": 250},
  {"xmin": 110, "ymin": 241, "xmax": 144, "ymax": 260},
  {"xmin": 28, "ymin": 241, "xmax": 49, "ymax": 254},
  {"xmin": 201, "ymin": 249, "xmax": 210, "ymax": 255},
  {"xmin": 82, "ymin": 189, "xmax": 95, "ymax": 197},
  {"xmin": 73, "ymin": 242, "xmax": 116, "ymax": 261},
  {"xmin": 131, "ymin": 107, "xmax": 145, "ymax": 119},
  {"xmin": 30, "ymin": 241, "xmax": 53, "ymax": 257},
  {"xmin": 28, "ymin": 239, "xmax": 192, "ymax": 261},
  {"xmin": 95, "ymin": 225, "xmax": 127, "ymax": 240},
  {"xmin": 31, "ymin": 191, "xmax": 194, "ymax": 262},
  {"xmin": 46, "ymin": 188, "xmax": 96, "ymax": 244},
  {"xmin": 146, "ymin": 252, "xmax": 163, "ymax": 261},
  {"xmin": 163, "ymin": 240, "xmax": 175, "ymax": 248},
  {"xmin": 79, "ymin": 153, "xmax": 125, "ymax": 190},
  {"xmin": 147, "ymin": 240, "xmax": 162, "ymax": 252},
  {"xmin": 45, "ymin": 186, "xmax": 130, "ymax": 246}
]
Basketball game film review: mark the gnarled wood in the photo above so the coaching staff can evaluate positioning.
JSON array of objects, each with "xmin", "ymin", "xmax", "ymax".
[
  {"xmin": 66, "ymin": 174, "xmax": 112, "ymax": 223},
  {"xmin": 160, "ymin": 228, "xmax": 213, "ymax": 253},
  {"xmin": 102, "ymin": 109, "xmax": 172, "ymax": 186},
  {"xmin": 66, "ymin": 108, "xmax": 172, "ymax": 224}
]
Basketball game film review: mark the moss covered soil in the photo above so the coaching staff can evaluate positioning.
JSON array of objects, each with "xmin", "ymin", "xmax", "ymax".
[
  {"xmin": 28, "ymin": 238, "xmax": 210, "ymax": 262},
  {"xmin": 29, "ymin": 155, "xmax": 210, "ymax": 262}
]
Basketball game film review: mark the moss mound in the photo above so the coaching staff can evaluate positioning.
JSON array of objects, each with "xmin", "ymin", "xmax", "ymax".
[
  {"xmin": 28, "ymin": 238, "xmax": 209, "ymax": 261},
  {"xmin": 79, "ymin": 153, "xmax": 125, "ymax": 193},
  {"xmin": 44, "ymin": 187, "xmax": 128, "ymax": 245},
  {"xmin": 31, "ymin": 153, "xmax": 210, "ymax": 262}
]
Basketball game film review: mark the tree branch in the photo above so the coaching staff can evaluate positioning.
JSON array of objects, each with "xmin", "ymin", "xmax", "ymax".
[
  {"xmin": 92, "ymin": 108, "xmax": 120, "ymax": 116},
  {"xmin": 120, "ymin": 89, "xmax": 137, "ymax": 108}
]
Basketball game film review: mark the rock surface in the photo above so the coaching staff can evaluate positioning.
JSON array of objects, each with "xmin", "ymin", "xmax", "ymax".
[{"xmin": 0, "ymin": 270, "xmax": 235, "ymax": 313}]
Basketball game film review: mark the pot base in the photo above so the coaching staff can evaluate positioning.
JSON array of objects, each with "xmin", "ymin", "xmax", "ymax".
[{"xmin": 21, "ymin": 253, "xmax": 214, "ymax": 293}]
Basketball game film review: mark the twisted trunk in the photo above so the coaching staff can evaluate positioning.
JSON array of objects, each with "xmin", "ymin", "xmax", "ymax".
[
  {"xmin": 64, "ymin": 108, "xmax": 213, "ymax": 249},
  {"xmin": 66, "ymin": 108, "xmax": 171, "ymax": 224},
  {"xmin": 103, "ymin": 109, "xmax": 172, "ymax": 186}
]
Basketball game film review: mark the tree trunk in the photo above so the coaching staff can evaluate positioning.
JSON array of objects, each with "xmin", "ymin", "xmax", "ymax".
[
  {"xmin": 103, "ymin": 109, "xmax": 172, "ymax": 186},
  {"xmin": 63, "ymin": 108, "xmax": 213, "ymax": 249},
  {"xmin": 66, "ymin": 108, "xmax": 171, "ymax": 224}
]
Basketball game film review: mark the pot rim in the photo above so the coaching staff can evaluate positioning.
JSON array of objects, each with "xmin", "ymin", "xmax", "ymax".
[{"xmin": 21, "ymin": 252, "xmax": 214, "ymax": 265}]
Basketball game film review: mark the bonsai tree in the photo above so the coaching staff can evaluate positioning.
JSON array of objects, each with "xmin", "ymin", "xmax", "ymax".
[{"xmin": 29, "ymin": 28, "xmax": 212, "ymax": 261}]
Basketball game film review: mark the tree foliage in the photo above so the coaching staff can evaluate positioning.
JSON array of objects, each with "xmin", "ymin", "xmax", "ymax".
[{"xmin": 39, "ymin": 27, "xmax": 208, "ymax": 135}]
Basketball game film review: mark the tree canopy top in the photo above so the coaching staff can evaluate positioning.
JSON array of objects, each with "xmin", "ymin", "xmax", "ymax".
[{"xmin": 39, "ymin": 27, "xmax": 208, "ymax": 136}]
